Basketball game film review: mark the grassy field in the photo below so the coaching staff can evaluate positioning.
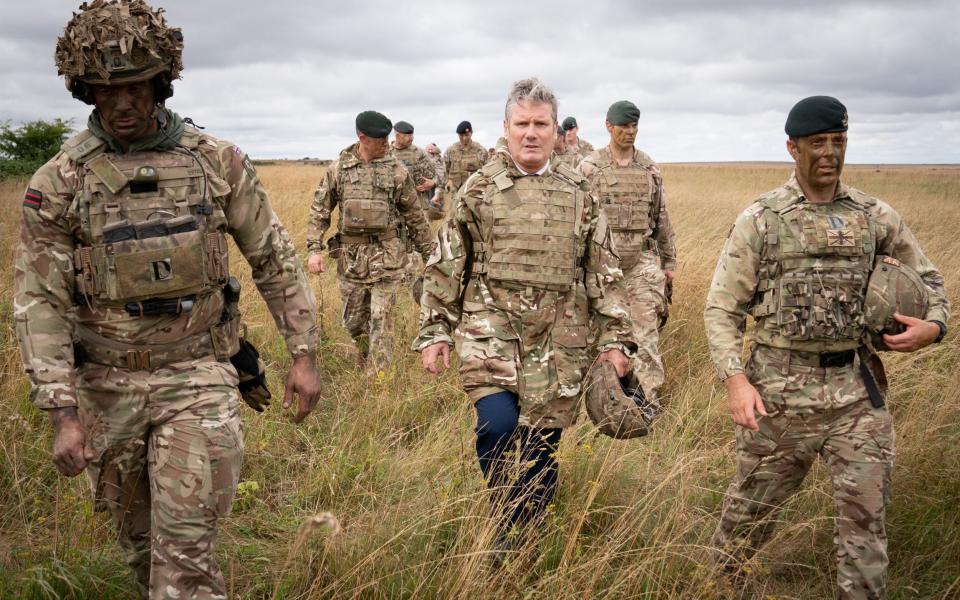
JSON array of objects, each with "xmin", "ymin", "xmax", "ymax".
[{"xmin": 0, "ymin": 163, "xmax": 958, "ymax": 599}]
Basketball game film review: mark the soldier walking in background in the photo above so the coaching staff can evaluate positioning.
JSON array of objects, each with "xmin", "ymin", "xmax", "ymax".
[
  {"xmin": 424, "ymin": 142, "xmax": 446, "ymax": 213},
  {"xmin": 561, "ymin": 116, "xmax": 594, "ymax": 160},
  {"xmin": 443, "ymin": 120, "xmax": 487, "ymax": 199},
  {"xmin": 415, "ymin": 78, "xmax": 636, "ymax": 558},
  {"xmin": 307, "ymin": 111, "xmax": 432, "ymax": 374},
  {"xmin": 391, "ymin": 121, "xmax": 442, "ymax": 221},
  {"xmin": 579, "ymin": 101, "xmax": 676, "ymax": 403},
  {"xmin": 554, "ymin": 125, "xmax": 580, "ymax": 169},
  {"xmin": 704, "ymin": 96, "xmax": 949, "ymax": 599},
  {"xmin": 14, "ymin": 2, "xmax": 322, "ymax": 597}
]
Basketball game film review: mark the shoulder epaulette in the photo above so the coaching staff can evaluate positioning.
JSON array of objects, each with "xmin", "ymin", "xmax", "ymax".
[
  {"xmin": 843, "ymin": 186, "xmax": 878, "ymax": 209},
  {"xmin": 755, "ymin": 188, "xmax": 800, "ymax": 213},
  {"xmin": 60, "ymin": 130, "xmax": 105, "ymax": 163},
  {"xmin": 179, "ymin": 127, "xmax": 201, "ymax": 149}
]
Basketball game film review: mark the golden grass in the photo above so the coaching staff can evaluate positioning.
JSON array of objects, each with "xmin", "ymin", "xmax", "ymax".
[{"xmin": 0, "ymin": 163, "xmax": 958, "ymax": 599}]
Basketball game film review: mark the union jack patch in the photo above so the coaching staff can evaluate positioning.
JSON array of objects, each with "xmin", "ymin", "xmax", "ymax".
[
  {"xmin": 23, "ymin": 188, "xmax": 42, "ymax": 210},
  {"xmin": 826, "ymin": 228, "xmax": 855, "ymax": 247}
]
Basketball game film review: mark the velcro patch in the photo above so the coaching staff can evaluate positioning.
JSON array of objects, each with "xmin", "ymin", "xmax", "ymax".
[{"xmin": 23, "ymin": 188, "xmax": 43, "ymax": 210}]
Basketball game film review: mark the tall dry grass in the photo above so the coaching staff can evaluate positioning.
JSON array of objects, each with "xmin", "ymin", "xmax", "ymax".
[{"xmin": 0, "ymin": 164, "xmax": 957, "ymax": 599}]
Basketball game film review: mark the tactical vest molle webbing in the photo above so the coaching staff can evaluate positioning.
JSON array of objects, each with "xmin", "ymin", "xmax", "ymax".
[
  {"xmin": 472, "ymin": 162, "xmax": 585, "ymax": 293},
  {"xmin": 337, "ymin": 157, "xmax": 398, "ymax": 236},
  {"xmin": 750, "ymin": 191, "xmax": 877, "ymax": 346},
  {"xmin": 450, "ymin": 144, "xmax": 484, "ymax": 189},
  {"xmin": 591, "ymin": 153, "xmax": 659, "ymax": 234},
  {"xmin": 66, "ymin": 129, "xmax": 231, "ymax": 307}
]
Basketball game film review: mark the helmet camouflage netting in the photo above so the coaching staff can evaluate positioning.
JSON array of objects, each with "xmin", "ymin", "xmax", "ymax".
[{"xmin": 55, "ymin": 0, "xmax": 183, "ymax": 89}]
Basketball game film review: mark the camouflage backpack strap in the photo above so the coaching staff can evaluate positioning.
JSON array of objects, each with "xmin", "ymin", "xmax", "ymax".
[
  {"xmin": 61, "ymin": 129, "xmax": 106, "ymax": 163},
  {"xmin": 479, "ymin": 159, "xmax": 521, "ymax": 207}
]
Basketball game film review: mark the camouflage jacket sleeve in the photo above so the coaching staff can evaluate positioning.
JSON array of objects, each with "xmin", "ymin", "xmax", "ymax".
[
  {"xmin": 306, "ymin": 162, "xmax": 338, "ymax": 256},
  {"xmin": 414, "ymin": 148, "xmax": 438, "ymax": 186},
  {"xmin": 394, "ymin": 164, "xmax": 432, "ymax": 258},
  {"xmin": 703, "ymin": 205, "xmax": 764, "ymax": 379},
  {"xmin": 14, "ymin": 156, "xmax": 81, "ymax": 410},
  {"xmin": 582, "ymin": 187, "xmax": 638, "ymax": 355},
  {"xmin": 652, "ymin": 171, "xmax": 678, "ymax": 271},
  {"xmin": 443, "ymin": 149, "xmax": 453, "ymax": 188},
  {"xmin": 412, "ymin": 178, "xmax": 477, "ymax": 350},
  {"xmin": 873, "ymin": 199, "xmax": 950, "ymax": 324},
  {"xmin": 207, "ymin": 140, "xmax": 319, "ymax": 357}
]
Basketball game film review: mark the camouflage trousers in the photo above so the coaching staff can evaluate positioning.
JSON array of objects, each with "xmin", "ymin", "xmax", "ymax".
[
  {"xmin": 338, "ymin": 276, "xmax": 402, "ymax": 374},
  {"xmin": 617, "ymin": 253, "xmax": 668, "ymax": 398},
  {"xmin": 712, "ymin": 345, "xmax": 895, "ymax": 600},
  {"xmin": 78, "ymin": 358, "xmax": 244, "ymax": 600}
]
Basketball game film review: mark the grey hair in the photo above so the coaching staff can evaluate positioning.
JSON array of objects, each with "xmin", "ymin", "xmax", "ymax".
[{"xmin": 504, "ymin": 77, "xmax": 558, "ymax": 123}]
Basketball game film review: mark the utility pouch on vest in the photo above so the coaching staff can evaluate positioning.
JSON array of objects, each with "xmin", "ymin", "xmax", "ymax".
[
  {"xmin": 105, "ymin": 229, "xmax": 208, "ymax": 302},
  {"xmin": 341, "ymin": 198, "xmax": 390, "ymax": 234}
]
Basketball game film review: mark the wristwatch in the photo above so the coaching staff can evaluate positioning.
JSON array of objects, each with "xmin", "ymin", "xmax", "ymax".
[{"xmin": 930, "ymin": 320, "xmax": 947, "ymax": 343}]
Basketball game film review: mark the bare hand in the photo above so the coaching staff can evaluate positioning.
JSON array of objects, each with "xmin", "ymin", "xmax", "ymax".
[
  {"xmin": 49, "ymin": 407, "xmax": 94, "ymax": 476},
  {"xmin": 308, "ymin": 254, "xmax": 324, "ymax": 275},
  {"xmin": 664, "ymin": 270, "xmax": 675, "ymax": 283},
  {"xmin": 284, "ymin": 354, "xmax": 322, "ymax": 423},
  {"xmin": 421, "ymin": 342, "xmax": 451, "ymax": 375},
  {"xmin": 415, "ymin": 178, "xmax": 436, "ymax": 192},
  {"xmin": 882, "ymin": 313, "xmax": 940, "ymax": 352},
  {"xmin": 724, "ymin": 373, "xmax": 768, "ymax": 431},
  {"xmin": 598, "ymin": 348, "xmax": 630, "ymax": 377}
]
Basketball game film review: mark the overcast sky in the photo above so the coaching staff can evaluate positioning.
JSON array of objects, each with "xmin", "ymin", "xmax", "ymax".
[{"xmin": 1, "ymin": 0, "xmax": 958, "ymax": 163}]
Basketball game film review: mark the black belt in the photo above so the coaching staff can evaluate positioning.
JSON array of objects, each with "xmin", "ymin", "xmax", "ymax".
[{"xmin": 788, "ymin": 349, "xmax": 856, "ymax": 368}]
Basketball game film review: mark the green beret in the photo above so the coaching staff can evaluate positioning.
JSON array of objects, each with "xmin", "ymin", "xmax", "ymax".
[
  {"xmin": 606, "ymin": 100, "xmax": 640, "ymax": 126},
  {"xmin": 456, "ymin": 120, "xmax": 472, "ymax": 134},
  {"xmin": 561, "ymin": 117, "xmax": 578, "ymax": 131},
  {"xmin": 785, "ymin": 96, "xmax": 848, "ymax": 138},
  {"xmin": 393, "ymin": 121, "xmax": 414, "ymax": 134},
  {"xmin": 356, "ymin": 111, "xmax": 392, "ymax": 138}
]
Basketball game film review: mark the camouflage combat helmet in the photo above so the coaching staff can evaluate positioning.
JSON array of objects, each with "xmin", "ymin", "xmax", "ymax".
[
  {"xmin": 55, "ymin": 0, "xmax": 184, "ymax": 104},
  {"xmin": 864, "ymin": 255, "xmax": 929, "ymax": 350},
  {"xmin": 585, "ymin": 361, "xmax": 658, "ymax": 439}
]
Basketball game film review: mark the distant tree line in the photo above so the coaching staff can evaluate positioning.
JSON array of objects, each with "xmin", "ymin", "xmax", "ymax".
[{"xmin": 0, "ymin": 119, "xmax": 72, "ymax": 180}]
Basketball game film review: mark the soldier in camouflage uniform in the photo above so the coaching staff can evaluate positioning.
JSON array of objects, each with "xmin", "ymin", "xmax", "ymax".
[
  {"xmin": 391, "ymin": 121, "xmax": 442, "ymax": 221},
  {"xmin": 562, "ymin": 116, "xmax": 594, "ymax": 160},
  {"xmin": 14, "ymin": 2, "xmax": 322, "ymax": 598},
  {"xmin": 579, "ymin": 101, "xmax": 676, "ymax": 401},
  {"xmin": 415, "ymin": 78, "xmax": 636, "ymax": 550},
  {"xmin": 425, "ymin": 142, "xmax": 446, "ymax": 210},
  {"xmin": 443, "ymin": 120, "xmax": 487, "ymax": 197},
  {"xmin": 704, "ymin": 96, "xmax": 949, "ymax": 599},
  {"xmin": 554, "ymin": 125, "xmax": 580, "ymax": 170},
  {"xmin": 307, "ymin": 111, "xmax": 432, "ymax": 374}
]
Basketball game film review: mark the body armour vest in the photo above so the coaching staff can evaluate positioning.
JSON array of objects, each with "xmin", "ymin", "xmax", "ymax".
[
  {"xmin": 750, "ymin": 191, "xmax": 877, "ymax": 350},
  {"xmin": 448, "ymin": 144, "xmax": 484, "ymax": 190},
  {"xmin": 336, "ymin": 156, "xmax": 399, "ymax": 236},
  {"xmin": 473, "ymin": 161, "xmax": 585, "ymax": 293},
  {"xmin": 65, "ymin": 129, "xmax": 230, "ymax": 307},
  {"xmin": 591, "ymin": 154, "xmax": 658, "ymax": 235}
]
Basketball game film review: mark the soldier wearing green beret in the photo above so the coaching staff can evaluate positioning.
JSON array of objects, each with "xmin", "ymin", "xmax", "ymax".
[
  {"xmin": 562, "ymin": 116, "xmax": 594, "ymax": 159},
  {"xmin": 307, "ymin": 111, "xmax": 433, "ymax": 374},
  {"xmin": 705, "ymin": 95, "xmax": 949, "ymax": 598},
  {"xmin": 579, "ymin": 100, "xmax": 677, "ymax": 403}
]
